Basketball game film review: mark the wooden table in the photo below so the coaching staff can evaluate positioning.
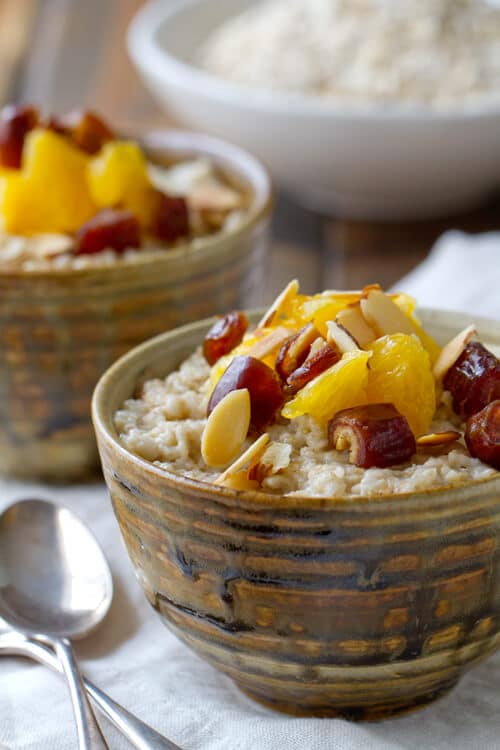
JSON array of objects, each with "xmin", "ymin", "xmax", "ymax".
[{"xmin": 2, "ymin": 0, "xmax": 499, "ymax": 302}]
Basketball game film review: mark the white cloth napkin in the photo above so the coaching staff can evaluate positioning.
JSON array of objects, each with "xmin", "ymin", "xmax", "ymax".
[{"xmin": 1, "ymin": 231, "xmax": 500, "ymax": 750}]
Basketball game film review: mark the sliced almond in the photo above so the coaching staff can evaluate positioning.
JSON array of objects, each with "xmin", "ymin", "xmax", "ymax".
[
  {"xmin": 432, "ymin": 325, "xmax": 477, "ymax": 381},
  {"xmin": 360, "ymin": 289, "xmax": 415, "ymax": 337},
  {"xmin": 416, "ymin": 431, "xmax": 461, "ymax": 448},
  {"xmin": 27, "ymin": 233, "xmax": 74, "ymax": 259},
  {"xmin": 189, "ymin": 180, "xmax": 243, "ymax": 213},
  {"xmin": 201, "ymin": 389, "xmax": 251, "ymax": 468},
  {"xmin": 217, "ymin": 470, "xmax": 260, "ymax": 491},
  {"xmin": 214, "ymin": 433, "xmax": 270, "ymax": 485},
  {"xmin": 249, "ymin": 442, "xmax": 292, "ymax": 483},
  {"xmin": 246, "ymin": 326, "xmax": 294, "ymax": 360},
  {"xmin": 258, "ymin": 279, "xmax": 299, "ymax": 328},
  {"xmin": 308, "ymin": 337, "xmax": 328, "ymax": 357},
  {"xmin": 336, "ymin": 304, "xmax": 376, "ymax": 348},
  {"xmin": 326, "ymin": 320, "xmax": 360, "ymax": 352}
]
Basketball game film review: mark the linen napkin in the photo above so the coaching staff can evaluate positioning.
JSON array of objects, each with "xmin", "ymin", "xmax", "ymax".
[{"xmin": 1, "ymin": 231, "xmax": 500, "ymax": 750}]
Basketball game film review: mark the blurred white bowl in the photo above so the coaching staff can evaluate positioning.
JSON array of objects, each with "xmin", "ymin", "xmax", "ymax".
[{"xmin": 128, "ymin": 0, "xmax": 500, "ymax": 220}]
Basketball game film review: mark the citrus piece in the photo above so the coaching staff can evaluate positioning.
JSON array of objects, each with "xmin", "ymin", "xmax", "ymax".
[
  {"xmin": 367, "ymin": 333, "xmax": 435, "ymax": 436},
  {"xmin": 282, "ymin": 350, "xmax": 371, "ymax": 422}
]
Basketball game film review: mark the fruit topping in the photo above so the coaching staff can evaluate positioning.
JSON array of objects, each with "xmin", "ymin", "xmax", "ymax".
[
  {"xmin": 286, "ymin": 340, "xmax": 341, "ymax": 394},
  {"xmin": 203, "ymin": 311, "xmax": 249, "ymax": 365},
  {"xmin": 75, "ymin": 209, "xmax": 140, "ymax": 255},
  {"xmin": 465, "ymin": 400, "xmax": 500, "ymax": 470},
  {"xmin": 367, "ymin": 333, "xmax": 435, "ymax": 436},
  {"xmin": 443, "ymin": 342, "xmax": 500, "ymax": 418},
  {"xmin": 416, "ymin": 431, "xmax": 461, "ymax": 449},
  {"xmin": 151, "ymin": 191, "xmax": 190, "ymax": 243},
  {"xmin": 201, "ymin": 388, "xmax": 251, "ymax": 467},
  {"xmin": 48, "ymin": 110, "xmax": 114, "ymax": 154},
  {"xmin": 360, "ymin": 287, "xmax": 415, "ymax": 337},
  {"xmin": 275, "ymin": 323, "xmax": 319, "ymax": 380},
  {"xmin": 207, "ymin": 355, "xmax": 284, "ymax": 430},
  {"xmin": 433, "ymin": 325, "xmax": 478, "ymax": 381},
  {"xmin": 0, "ymin": 105, "xmax": 39, "ymax": 168},
  {"xmin": 328, "ymin": 403, "xmax": 416, "ymax": 469},
  {"xmin": 335, "ymin": 304, "xmax": 376, "ymax": 348},
  {"xmin": 282, "ymin": 350, "xmax": 371, "ymax": 422}
]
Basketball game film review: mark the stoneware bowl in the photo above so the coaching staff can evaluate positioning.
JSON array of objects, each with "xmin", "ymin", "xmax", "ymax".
[
  {"xmin": 0, "ymin": 131, "xmax": 271, "ymax": 481},
  {"xmin": 92, "ymin": 309, "xmax": 500, "ymax": 719}
]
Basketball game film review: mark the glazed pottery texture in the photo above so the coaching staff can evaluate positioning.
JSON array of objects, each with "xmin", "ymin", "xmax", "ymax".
[
  {"xmin": 0, "ymin": 132, "xmax": 271, "ymax": 481},
  {"xmin": 93, "ymin": 310, "xmax": 500, "ymax": 719}
]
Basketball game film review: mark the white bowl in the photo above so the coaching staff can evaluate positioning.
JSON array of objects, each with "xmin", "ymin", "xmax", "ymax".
[{"xmin": 128, "ymin": 0, "xmax": 500, "ymax": 220}]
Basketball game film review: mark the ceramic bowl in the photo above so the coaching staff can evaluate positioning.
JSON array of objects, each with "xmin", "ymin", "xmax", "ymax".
[
  {"xmin": 0, "ymin": 131, "xmax": 271, "ymax": 481},
  {"xmin": 128, "ymin": 0, "xmax": 500, "ymax": 220},
  {"xmin": 93, "ymin": 308, "xmax": 500, "ymax": 719}
]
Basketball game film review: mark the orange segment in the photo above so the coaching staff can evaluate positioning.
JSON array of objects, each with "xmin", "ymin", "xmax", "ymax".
[
  {"xmin": 282, "ymin": 350, "xmax": 371, "ymax": 422},
  {"xmin": 367, "ymin": 333, "xmax": 435, "ymax": 436}
]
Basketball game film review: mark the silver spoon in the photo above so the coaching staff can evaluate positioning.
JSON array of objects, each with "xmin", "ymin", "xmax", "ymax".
[
  {"xmin": 0, "ymin": 629, "xmax": 183, "ymax": 750},
  {"xmin": 0, "ymin": 498, "xmax": 112, "ymax": 749}
]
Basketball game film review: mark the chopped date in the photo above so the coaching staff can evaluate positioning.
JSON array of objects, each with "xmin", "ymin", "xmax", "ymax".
[
  {"xmin": 465, "ymin": 400, "xmax": 500, "ymax": 470},
  {"xmin": 329, "ymin": 403, "xmax": 416, "ymax": 469},
  {"xmin": 151, "ymin": 192, "xmax": 190, "ymax": 244},
  {"xmin": 443, "ymin": 342, "xmax": 500, "ymax": 418},
  {"xmin": 75, "ymin": 209, "xmax": 141, "ymax": 255},
  {"xmin": 208, "ymin": 355, "xmax": 284, "ymax": 431},
  {"xmin": 48, "ymin": 110, "xmax": 114, "ymax": 154},
  {"xmin": 275, "ymin": 323, "xmax": 319, "ymax": 381},
  {"xmin": 0, "ymin": 105, "xmax": 39, "ymax": 168},
  {"xmin": 287, "ymin": 342, "xmax": 341, "ymax": 394},
  {"xmin": 203, "ymin": 311, "xmax": 249, "ymax": 365}
]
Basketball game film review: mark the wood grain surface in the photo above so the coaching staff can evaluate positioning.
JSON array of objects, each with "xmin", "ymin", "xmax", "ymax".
[{"xmin": 2, "ymin": 0, "xmax": 500, "ymax": 304}]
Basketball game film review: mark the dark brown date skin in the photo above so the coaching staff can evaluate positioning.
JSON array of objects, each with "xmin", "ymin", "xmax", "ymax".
[
  {"xmin": 465, "ymin": 400, "xmax": 500, "ymax": 470},
  {"xmin": 329, "ymin": 403, "xmax": 416, "ymax": 469},
  {"xmin": 75, "ymin": 209, "xmax": 141, "ymax": 255},
  {"xmin": 0, "ymin": 105, "xmax": 39, "ymax": 168},
  {"xmin": 151, "ymin": 192, "xmax": 190, "ymax": 244},
  {"xmin": 275, "ymin": 323, "xmax": 319, "ymax": 381},
  {"xmin": 208, "ymin": 355, "xmax": 284, "ymax": 431},
  {"xmin": 287, "ymin": 342, "xmax": 341, "ymax": 394},
  {"xmin": 443, "ymin": 342, "xmax": 500, "ymax": 418},
  {"xmin": 47, "ymin": 110, "xmax": 114, "ymax": 154},
  {"xmin": 203, "ymin": 311, "xmax": 249, "ymax": 365}
]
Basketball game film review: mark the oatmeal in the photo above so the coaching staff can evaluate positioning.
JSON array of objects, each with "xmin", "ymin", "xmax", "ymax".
[
  {"xmin": 115, "ymin": 283, "xmax": 500, "ymax": 498},
  {"xmin": 0, "ymin": 106, "xmax": 248, "ymax": 270},
  {"xmin": 199, "ymin": 0, "xmax": 500, "ymax": 108}
]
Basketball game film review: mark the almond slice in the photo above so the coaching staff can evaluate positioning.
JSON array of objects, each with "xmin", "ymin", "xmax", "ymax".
[
  {"xmin": 258, "ymin": 280, "xmax": 299, "ymax": 328},
  {"xmin": 249, "ymin": 442, "xmax": 292, "ymax": 483},
  {"xmin": 201, "ymin": 388, "xmax": 251, "ymax": 468},
  {"xmin": 336, "ymin": 304, "xmax": 376, "ymax": 348},
  {"xmin": 214, "ymin": 433, "xmax": 270, "ymax": 485},
  {"xmin": 360, "ymin": 289, "xmax": 415, "ymax": 337},
  {"xmin": 246, "ymin": 326, "xmax": 294, "ymax": 360},
  {"xmin": 217, "ymin": 470, "xmax": 260, "ymax": 491},
  {"xmin": 416, "ymin": 431, "xmax": 461, "ymax": 448},
  {"xmin": 326, "ymin": 320, "xmax": 360, "ymax": 352},
  {"xmin": 432, "ymin": 325, "xmax": 477, "ymax": 381}
]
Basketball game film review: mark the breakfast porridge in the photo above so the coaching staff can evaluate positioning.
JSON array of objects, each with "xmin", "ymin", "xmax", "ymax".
[
  {"xmin": 115, "ymin": 283, "xmax": 500, "ymax": 498},
  {"xmin": 0, "ymin": 106, "xmax": 248, "ymax": 270},
  {"xmin": 199, "ymin": 0, "xmax": 500, "ymax": 108}
]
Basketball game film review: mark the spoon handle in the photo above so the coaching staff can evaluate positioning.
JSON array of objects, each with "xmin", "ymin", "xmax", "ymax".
[
  {"xmin": 53, "ymin": 637, "xmax": 110, "ymax": 750},
  {"xmin": 0, "ymin": 632, "xmax": 183, "ymax": 750}
]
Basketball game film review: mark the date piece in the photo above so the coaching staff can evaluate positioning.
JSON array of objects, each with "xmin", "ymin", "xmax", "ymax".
[
  {"xmin": 287, "ymin": 341, "xmax": 341, "ymax": 394},
  {"xmin": 75, "ymin": 208, "xmax": 140, "ymax": 255},
  {"xmin": 465, "ymin": 400, "xmax": 500, "ymax": 470},
  {"xmin": 0, "ymin": 105, "xmax": 39, "ymax": 168},
  {"xmin": 48, "ymin": 110, "xmax": 114, "ymax": 154},
  {"xmin": 203, "ymin": 311, "xmax": 249, "ymax": 365},
  {"xmin": 443, "ymin": 342, "xmax": 500, "ymax": 418},
  {"xmin": 275, "ymin": 323, "xmax": 319, "ymax": 381},
  {"xmin": 151, "ymin": 192, "xmax": 190, "ymax": 244},
  {"xmin": 208, "ymin": 355, "xmax": 284, "ymax": 430},
  {"xmin": 329, "ymin": 403, "xmax": 416, "ymax": 469}
]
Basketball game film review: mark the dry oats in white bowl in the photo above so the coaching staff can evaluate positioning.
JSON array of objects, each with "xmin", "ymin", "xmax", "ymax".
[
  {"xmin": 115, "ymin": 283, "xmax": 500, "ymax": 499},
  {"xmin": 128, "ymin": 0, "xmax": 500, "ymax": 219}
]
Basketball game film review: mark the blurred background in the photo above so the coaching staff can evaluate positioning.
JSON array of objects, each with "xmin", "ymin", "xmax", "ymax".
[{"xmin": 2, "ymin": 0, "xmax": 500, "ymax": 300}]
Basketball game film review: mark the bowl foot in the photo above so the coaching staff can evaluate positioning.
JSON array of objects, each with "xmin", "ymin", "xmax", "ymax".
[{"xmin": 237, "ymin": 678, "xmax": 459, "ymax": 721}]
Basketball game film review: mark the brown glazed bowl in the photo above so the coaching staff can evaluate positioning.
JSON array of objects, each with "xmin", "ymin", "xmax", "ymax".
[
  {"xmin": 0, "ymin": 131, "xmax": 271, "ymax": 481},
  {"xmin": 92, "ymin": 309, "xmax": 500, "ymax": 720}
]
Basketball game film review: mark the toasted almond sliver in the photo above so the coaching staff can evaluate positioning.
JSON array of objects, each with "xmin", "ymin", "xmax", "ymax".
[
  {"xmin": 360, "ymin": 289, "xmax": 415, "ymax": 337},
  {"xmin": 215, "ymin": 433, "xmax": 270, "ymax": 485},
  {"xmin": 217, "ymin": 470, "xmax": 260, "ymax": 491},
  {"xmin": 416, "ymin": 431, "xmax": 461, "ymax": 448},
  {"xmin": 246, "ymin": 326, "xmax": 294, "ymax": 360},
  {"xmin": 26, "ymin": 233, "xmax": 74, "ymax": 259},
  {"xmin": 249, "ymin": 442, "xmax": 292, "ymax": 483},
  {"xmin": 433, "ymin": 325, "xmax": 477, "ymax": 381},
  {"xmin": 336, "ymin": 304, "xmax": 376, "ymax": 348},
  {"xmin": 189, "ymin": 181, "xmax": 243, "ymax": 212},
  {"xmin": 326, "ymin": 320, "xmax": 360, "ymax": 353},
  {"xmin": 258, "ymin": 279, "xmax": 299, "ymax": 328},
  {"xmin": 202, "ymin": 389, "xmax": 251, "ymax": 468}
]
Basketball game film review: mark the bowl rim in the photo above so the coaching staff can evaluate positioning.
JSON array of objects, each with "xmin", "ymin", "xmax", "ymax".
[
  {"xmin": 92, "ymin": 306, "xmax": 500, "ymax": 511},
  {"xmin": 0, "ymin": 128, "xmax": 272, "ymax": 279},
  {"xmin": 128, "ymin": 0, "xmax": 500, "ymax": 123}
]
